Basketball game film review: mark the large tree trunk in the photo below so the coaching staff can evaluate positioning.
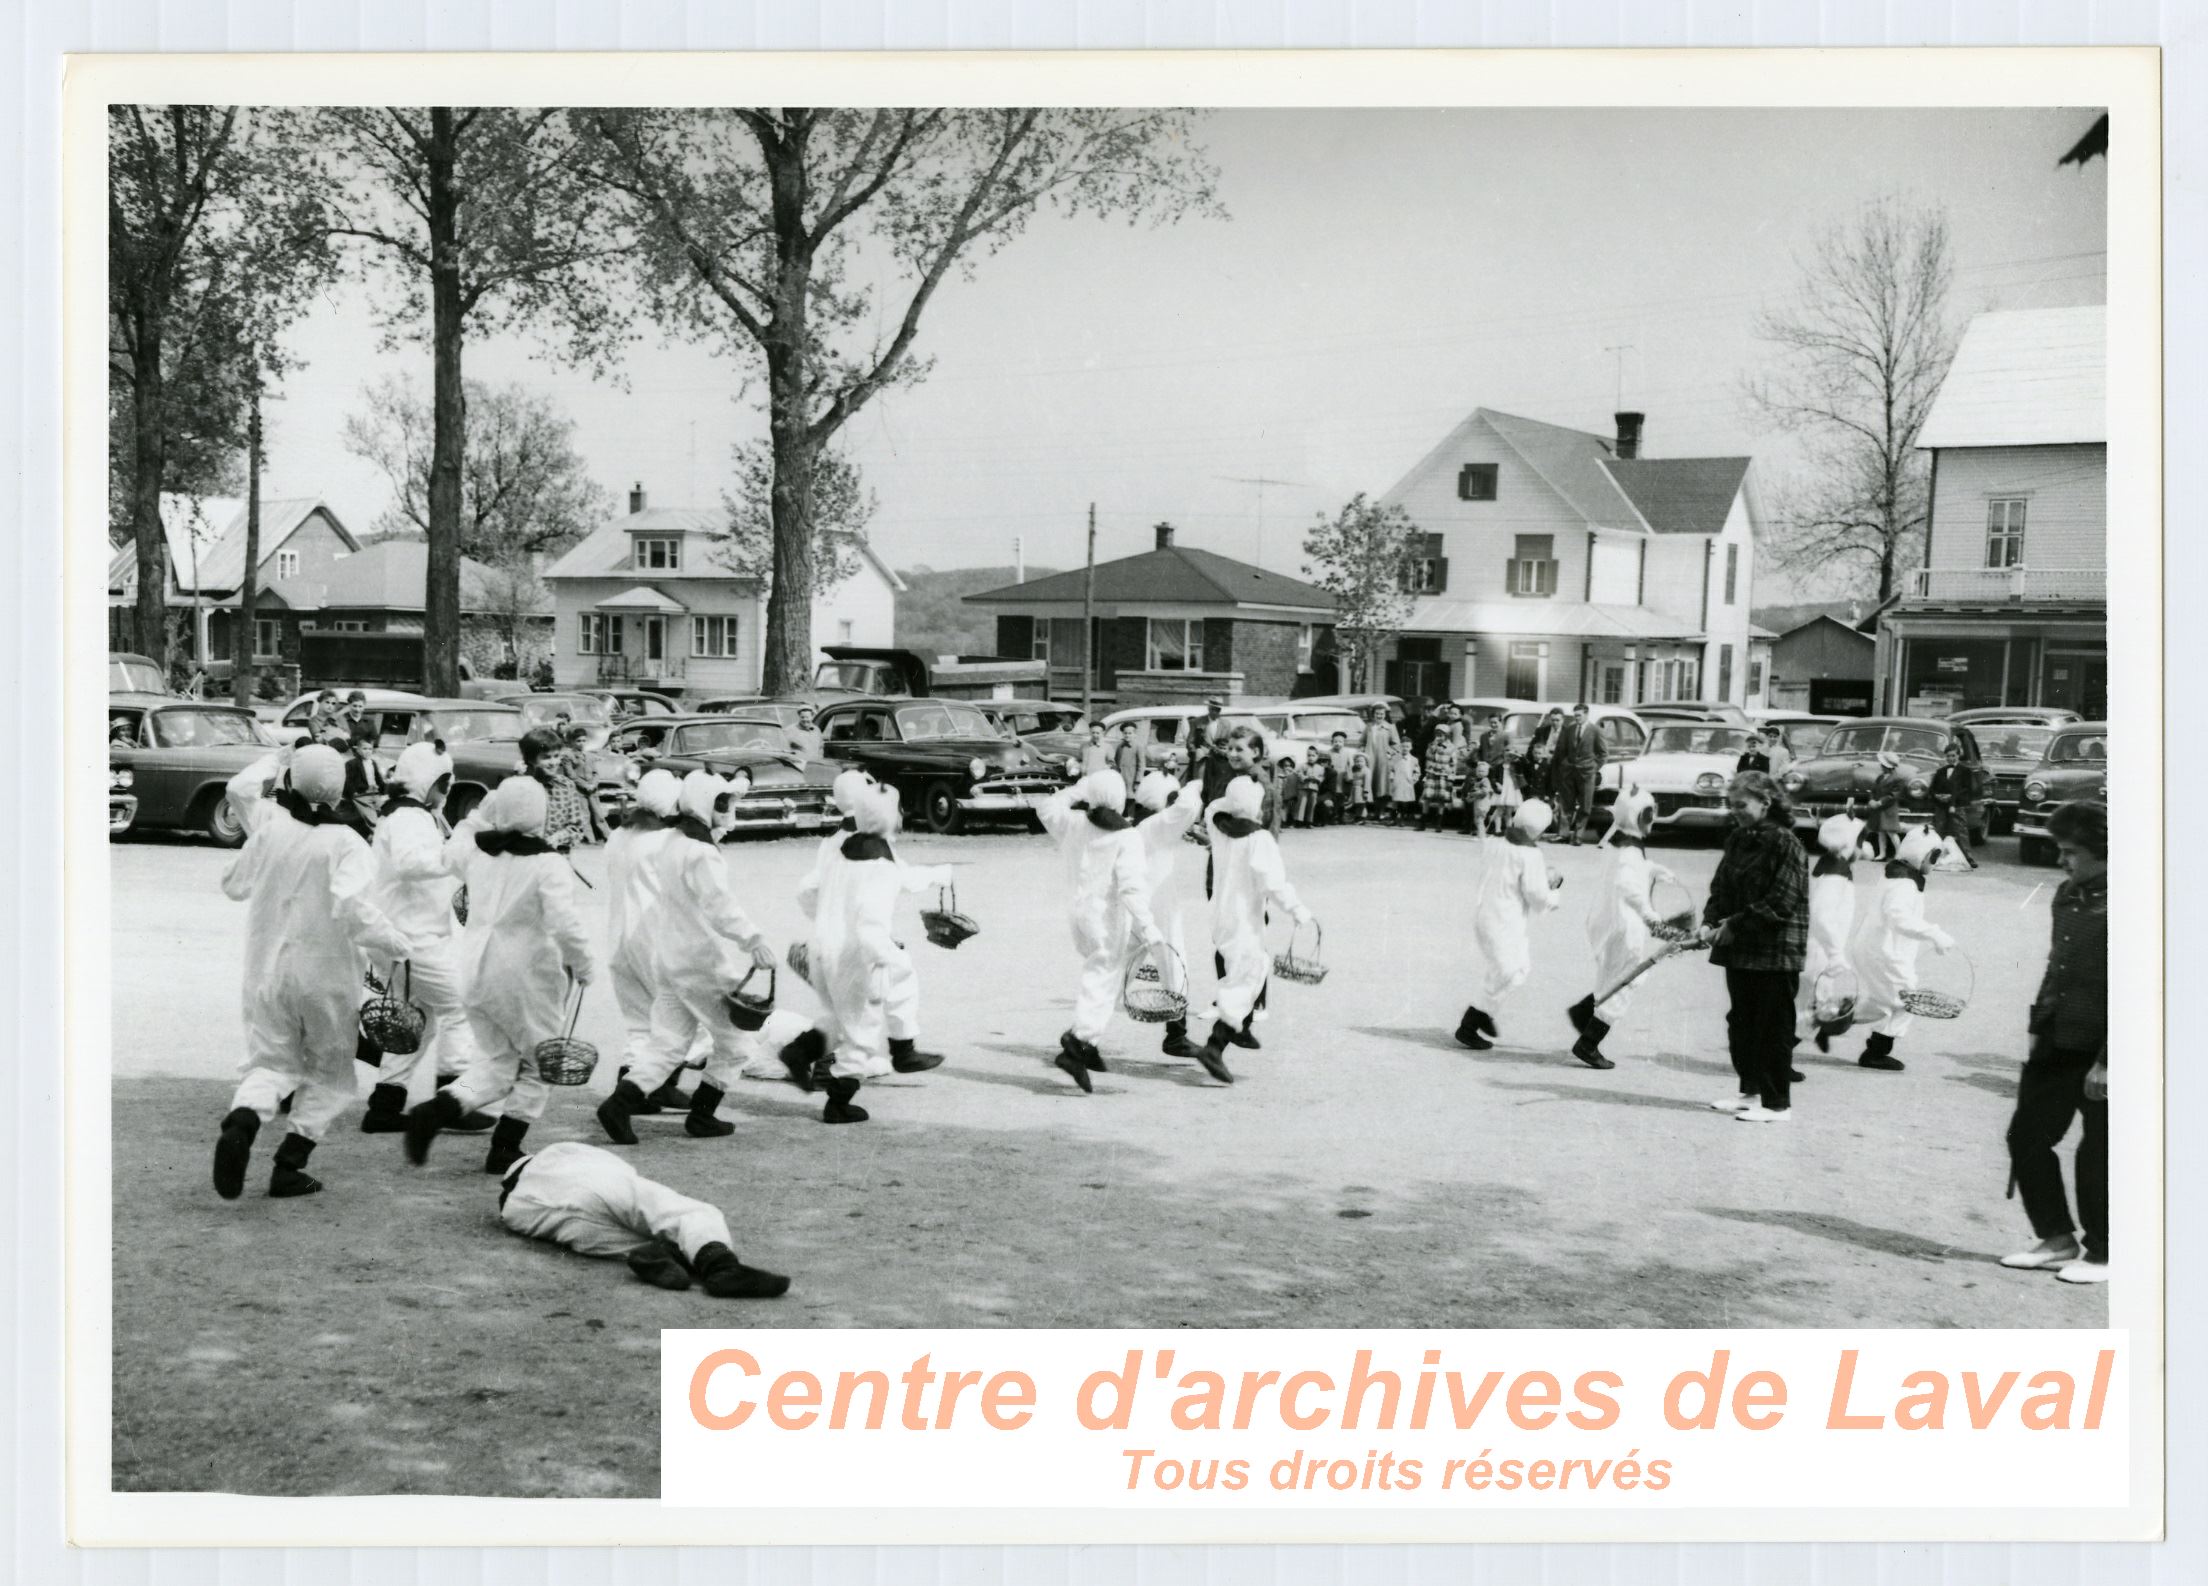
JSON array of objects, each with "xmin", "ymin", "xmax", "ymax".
[
  {"xmin": 761, "ymin": 364, "xmax": 819, "ymax": 697},
  {"xmin": 232, "ymin": 382, "xmax": 261, "ymax": 705},
  {"xmin": 422, "ymin": 109, "xmax": 466, "ymax": 699},
  {"xmin": 128, "ymin": 323, "xmax": 169, "ymax": 669}
]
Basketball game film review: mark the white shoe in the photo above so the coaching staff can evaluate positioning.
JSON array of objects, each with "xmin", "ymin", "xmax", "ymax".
[
  {"xmin": 1711, "ymin": 1094, "xmax": 1755, "ymax": 1113},
  {"xmin": 1735, "ymin": 1104, "xmax": 1792, "ymax": 1123},
  {"xmin": 1999, "ymin": 1239, "xmax": 2081, "ymax": 1271},
  {"xmin": 2055, "ymin": 1258, "xmax": 2110, "ymax": 1285}
]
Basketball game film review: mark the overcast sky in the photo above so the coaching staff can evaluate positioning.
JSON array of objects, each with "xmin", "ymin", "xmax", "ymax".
[{"xmin": 252, "ymin": 107, "xmax": 2105, "ymax": 601}]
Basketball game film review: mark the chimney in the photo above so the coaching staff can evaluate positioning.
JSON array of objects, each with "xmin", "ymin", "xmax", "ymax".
[
  {"xmin": 1613, "ymin": 412, "xmax": 1644, "ymax": 460},
  {"xmin": 628, "ymin": 482, "xmax": 647, "ymax": 515},
  {"xmin": 1154, "ymin": 521, "xmax": 1176, "ymax": 550}
]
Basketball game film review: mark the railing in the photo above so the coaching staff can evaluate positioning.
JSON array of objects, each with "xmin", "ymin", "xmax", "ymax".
[
  {"xmin": 1910, "ymin": 566, "xmax": 2106, "ymax": 602},
  {"xmin": 594, "ymin": 653, "xmax": 686, "ymax": 682}
]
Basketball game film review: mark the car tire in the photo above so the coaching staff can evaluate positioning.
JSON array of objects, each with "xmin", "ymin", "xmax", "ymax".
[
  {"xmin": 921, "ymin": 779, "xmax": 963, "ymax": 836},
  {"xmin": 200, "ymin": 789, "xmax": 248, "ymax": 848},
  {"xmin": 2018, "ymin": 835, "xmax": 2056, "ymax": 867}
]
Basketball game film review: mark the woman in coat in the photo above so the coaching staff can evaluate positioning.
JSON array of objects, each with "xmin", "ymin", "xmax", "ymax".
[{"xmin": 1866, "ymin": 751, "xmax": 1908, "ymax": 860}]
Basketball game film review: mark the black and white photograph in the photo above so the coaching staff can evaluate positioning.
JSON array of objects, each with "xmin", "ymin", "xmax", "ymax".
[{"xmin": 81, "ymin": 76, "xmax": 2140, "ymax": 1510}]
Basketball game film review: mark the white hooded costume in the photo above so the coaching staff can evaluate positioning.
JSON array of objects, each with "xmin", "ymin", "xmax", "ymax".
[
  {"xmin": 1466, "ymin": 798, "xmax": 1563, "ymax": 1004},
  {"xmin": 1133, "ymin": 771, "xmax": 1206, "ymax": 1011},
  {"xmin": 1039, "ymin": 769, "xmax": 1162, "ymax": 1044},
  {"xmin": 1850, "ymin": 824, "xmax": 1956, "ymax": 1038},
  {"xmin": 219, "ymin": 745, "xmax": 414, "ymax": 1141},
  {"xmin": 802, "ymin": 777, "xmax": 929, "ymax": 1080},
  {"xmin": 606, "ymin": 768, "xmax": 684, "ymax": 1080},
  {"xmin": 1201, "ymin": 774, "xmax": 1311, "ymax": 1030},
  {"xmin": 499, "ymin": 1141, "xmax": 734, "ymax": 1266},
  {"xmin": 1797, "ymin": 812, "xmax": 1866, "ymax": 1035},
  {"xmin": 628, "ymin": 771, "xmax": 773, "ymax": 1095},
  {"xmin": 1585, "ymin": 787, "xmax": 1678, "ymax": 1022},
  {"xmin": 363, "ymin": 739, "xmax": 478, "ymax": 1093},
  {"xmin": 442, "ymin": 776, "xmax": 596, "ymax": 1124}
]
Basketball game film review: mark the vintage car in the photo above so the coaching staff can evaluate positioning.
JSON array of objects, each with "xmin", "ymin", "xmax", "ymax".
[
  {"xmin": 1105, "ymin": 701, "xmax": 1374, "ymax": 777},
  {"xmin": 599, "ymin": 714, "xmax": 839, "ymax": 837},
  {"xmin": 580, "ymin": 687, "xmax": 681, "ymax": 720},
  {"xmin": 691, "ymin": 696, "xmax": 817, "ymax": 732},
  {"xmin": 976, "ymin": 701, "xmax": 1090, "ymax": 766},
  {"xmin": 1778, "ymin": 716, "xmax": 1992, "ymax": 841},
  {"xmin": 1969, "ymin": 720, "xmax": 2068, "ymax": 834},
  {"xmin": 815, "ymin": 696, "xmax": 1071, "ymax": 833},
  {"xmin": 491, "ymin": 690, "xmax": 621, "ymax": 750},
  {"xmin": 107, "ymin": 693, "xmax": 275, "ymax": 846},
  {"xmin": 2013, "ymin": 723, "xmax": 2108, "ymax": 866},
  {"xmin": 1947, "ymin": 706, "xmax": 2081, "ymax": 730},
  {"xmin": 1602, "ymin": 720, "xmax": 1762, "ymax": 833},
  {"xmin": 1631, "ymin": 700, "xmax": 1751, "ymax": 726},
  {"xmin": 1746, "ymin": 712, "xmax": 1842, "ymax": 769},
  {"xmin": 274, "ymin": 687, "xmax": 439, "ymax": 746},
  {"xmin": 109, "ymin": 652, "xmax": 168, "ymax": 694}
]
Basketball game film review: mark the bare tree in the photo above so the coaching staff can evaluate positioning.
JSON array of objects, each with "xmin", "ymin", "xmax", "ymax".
[
  {"xmin": 341, "ymin": 376, "xmax": 611, "ymax": 562},
  {"xmin": 578, "ymin": 108, "xmax": 1221, "ymax": 694},
  {"xmin": 1745, "ymin": 199, "xmax": 1959, "ymax": 603},
  {"xmin": 1300, "ymin": 494, "xmax": 1423, "ymax": 692},
  {"xmin": 467, "ymin": 556, "xmax": 552, "ymax": 676},
  {"xmin": 310, "ymin": 109, "xmax": 631, "ymax": 694}
]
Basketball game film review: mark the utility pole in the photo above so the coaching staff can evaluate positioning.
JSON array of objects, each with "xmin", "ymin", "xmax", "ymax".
[
  {"xmin": 232, "ymin": 359, "xmax": 263, "ymax": 707},
  {"xmin": 1014, "ymin": 535, "xmax": 1025, "ymax": 584},
  {"xmin": 1081, "ymin": 504, "xmax": 1096, "ymax": 719}
]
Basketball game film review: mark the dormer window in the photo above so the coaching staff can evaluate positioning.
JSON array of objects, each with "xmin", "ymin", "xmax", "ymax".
[{"xmin": 633, "ymin": 537, "xmax": 681, "ymax": 571}]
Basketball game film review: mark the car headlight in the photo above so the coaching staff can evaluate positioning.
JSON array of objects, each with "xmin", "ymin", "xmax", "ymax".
[
  {"xmin": 2024, "ymin": 779, "xmax": 2048, "ymax": 804},
  {"xmin": 1781, "ymin": 771, "xmax": 1807, "ymax": 791},
  {"xmin": 969, "ymin": 757, "xmax": 988, "ymax": 781},
  {"xmin": 109, "ymin": 767, "xmax": 134, "ymax": 790},
  {"xmin": 1908, "ymin": 779, "xmax": 1929, "ymax": 797},
  {"xmin": 1694, "ymin": 771, "xmax": 1724, "ymax": 794}
]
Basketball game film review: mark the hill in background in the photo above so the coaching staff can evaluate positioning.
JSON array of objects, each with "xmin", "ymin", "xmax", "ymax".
[
  {"xmin": 1753, "ymin": 599, "xmax": 1872, "ymax": 636},
  {"xmin": 893, "ymin": 563, "xmax": 1063, "ymax": 659}
]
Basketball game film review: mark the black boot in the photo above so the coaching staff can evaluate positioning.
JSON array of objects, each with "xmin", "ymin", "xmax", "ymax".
[
  {"xmin": 1052, "ymin": 1031, "xmax": 1094, "ymax": 1093},
  {"xmin": 692, "ymin": 1241, "xmax": 791, "ymax": 1299},
  {"xmin": 436, "ymin": 1076, "xmax": 498, "ymax": 1134},
  {"xmin": 212, "ymin": 1106, "xmax": 259, "ymax": 1200},
  {"xmin": 1454, "ymin": 1005, "xmax": 1494, "ymax": 1051},
  {"xmin": 360, "ymin": 1082, "xmax": 407, "ymax": 1134},
  {"xmin": 483, "ymin": 1116, "xmax": 530, "ymax": 1174},
  {"xmin": 616, "ymin": 1065, "xmax": 667, "ymax": 1116},
  {"xmin": 889, "ymin": 1037, "xmax": 944, "ymax": 1074},
  {"xmin": 777, "ymin": 1029, "xmax": 826, "ymax": 1093},
  {"xmin": 1571, "ymin": 1013, "xmax": 1615, "ymax": 1070},
  {"xmin": 354, "ymin": 1031, "xmax": 385, "ymax": 1069},
  {"xmin": 1859, "ymin": 1032, "xmax": 1905, "ymax": 1072},
  {"xmin": 1565, "ymin": 994, "xmax": 1596, "ymax": 1036},
  {"xmin": 685, "ymin": 1083, "xmax": 737, "ymax": 1138},
  {"xmin": 403, "ymin": 1090, "xmax": 463, "ymax": 1165},
  {"xmin": 269, "ymin": 1133, "xmax": 323, "ymax": 1198},
  {"xmin": 595, "ymin": 1079, "xmax": 649, "ymax": 1146},
  {"xmin": 821, "ymin": 1075, "xmax": 870, "ymax": 1124},
  {"xmin": 625, "ymin": 1238, "xmax": 693, "ymax": 1291},
  {"xmin": 1194, "ymin": 1020, "xmax": 1237, "ymax": 1084},
  {"xmin": 1160, "ymin": 1019, "xmax": 1198, "ymax": 1058},
  {"xmin": 646, "ymin": 1073, "xmax": 692, "ymax": 1111},
  {"xmin": 1227, "ymin": 1014, "xmax": 1261, "ymax": 1051}
]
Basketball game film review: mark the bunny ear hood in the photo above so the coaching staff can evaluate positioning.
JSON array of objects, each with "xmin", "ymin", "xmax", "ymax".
[
  {"xmin": 1134, "ymin": 770, "xmax": 1178, "ymax": 812},
  {"xmin": 677, "ymin": 769, "xmax": 728, "ymax": 826},
  {"xmin": 288, "ymin": 744, "xmax": 346, "ymax": 806},
  {"xmin": 1512, "ymin": 798, "xmax": 1552, "ymax": 836},
  {"xmin": 485, "ymin": 774, "xmax": 549, "ymax": 835},
  {"xmin": 831, "ymin": 768, "xmax": 878, "ymax": 816},
  {"xmin": 634, "ymin": 767, "xmax": 682, "ymax": 818},
  {"xmin": 1896, "ymin": 824, "xmax": 1941, "ymax": 870},
  {"xmin": 1817, "ymin": 812, "xmax": 1864, "ymax": 855},
  {"xmin": 1606, "ymin": 784, "xmax": 1656, "ymax": 842},
  {"xmin": 853, "ymin": 779, "xmax": 901, "ymax": 836},
  {"xmin": 392, "ymin": 739, "xmax": 454, "ymax": 800},
  {"xmin": 1077, "ymin": 769, "xmax": 1127, "ymax": 812}
]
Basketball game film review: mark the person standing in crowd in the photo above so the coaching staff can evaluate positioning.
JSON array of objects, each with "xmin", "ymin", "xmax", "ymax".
[
  {"xmin": 789, "ymin": 703, "xmax": 825, "ymax": 763},
  {"xmin": 520, "ymin": 725, "xmax": 595, "ymax": 853},
  {"xmin": 342, "ymin": 690, "xmax": 370, "ymax": 735},
  {"xmin": 1388, "ymin": 741, "xmax": 1419, "ymax": 825},
  {"xmin": 1735, "ymin": 730, "xmax": 1774, "ymax": 775},
  {"xmin": 1275, "ymin": 755, "xmax": 1306, "ymax": 830},
  {"xmin": 1112, "ymin": 720, "xmax": 1144, "ymax": 804},
  {"xmin": 1841, "ymin": 824, "xmax": 1957, "ymax": 1073},
  {"xmin": 1325, "ymin": 731, "xmax": 1357, "ymax": 822},
  {"xmin": 1489, "ymin": 734, "xmax": 1524, "ymax": 836},
  {"xmin": 1927, "ymin": 743, "xmax": 1981, "ymax": 869},
  {"xmin": 1365, "ymin": 706, "xmax": 1401, "ymax": 813},
  {"xmin": 1456, "ymin": 797, "xmax": 1564, "ymax": 1050},
  {"xmin": 1526, "ymin": 707, "xmax": 1563, "ymax": 788},
  {"xmin": 1702, "ymin": 770, "xmax": 1811, "ymax": 1123},
  {"xmin": 305, "ymin": 689, "xmax": 344, "ymax": 744},
  {"xmin": 2000, "ymin": 800, "xmax": 2108, "ymax": 1285},
  {"xmin": 340, "ymin": 721, "xmax": 387, "ymax": 838},
  {"xmin": 1418, "ymin": 719, "xmax": 1462, "ymax": 832},
  {"xmin": 1081, "ymin": 721, "xmax": 1112, "ymax": 775},
  {"xmin": 1549, "ymin": 703, "xmax": 1607, "ymax": 845},
  {"xmin": 1866, "ymin": 750, "xmax": 1908, "ymax": 860}
]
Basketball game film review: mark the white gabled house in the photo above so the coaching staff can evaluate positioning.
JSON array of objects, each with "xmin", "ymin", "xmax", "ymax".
[
  {"xmin": 540, "ymin": 485, "xmax": 904, "ymax": 699},
  {"xmin": 1374, "ymin": 408, "xmax": 1760, "ymax": 708}
]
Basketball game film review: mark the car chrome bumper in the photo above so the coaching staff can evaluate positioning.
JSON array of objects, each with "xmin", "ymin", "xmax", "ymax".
[
  {"xmin": 958, "ymin": 792, "xmax": 1041, "ymax": 813},
  {"xmin": 109, "ymin": 794, "xmax": 138, "ymax": 834},
  {"xmin": 2014, "ymin": 806, "xmax": 2055, "ymax": 841},
  {"xmin": 1651, "ymin": 798, "xmax": 1729, "ymax": 828}
]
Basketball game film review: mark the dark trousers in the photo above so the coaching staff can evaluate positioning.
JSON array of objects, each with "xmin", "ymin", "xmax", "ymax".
[
  {"xmin": 1724, "ymin": 967, "xmax": 1801, "ymax": 1110},
  {"xmin": 1553, "ymin": 766, "xmax": 1595, "ymax": 834},
  {"xmin": 2006, "ymin": 1046, "xmax": 2107, "ymax": 1259}
]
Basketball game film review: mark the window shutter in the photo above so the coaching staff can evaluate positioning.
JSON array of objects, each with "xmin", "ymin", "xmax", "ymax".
[
  {"xmin": 1384, "ymin": 659, "xmax": 1405, "ymax": 695},
  {"xmin": 1432, "ymin": 556, "xmax": 1449, "ymax": 593}
]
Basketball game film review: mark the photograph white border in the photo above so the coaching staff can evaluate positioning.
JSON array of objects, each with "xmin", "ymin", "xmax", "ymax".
[{"xmin": 54, "ymin": 42, "xmax": 2164, "ymax": 1552}]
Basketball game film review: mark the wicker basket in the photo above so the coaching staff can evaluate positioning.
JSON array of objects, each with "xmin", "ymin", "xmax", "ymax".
[
  {"xmin": 1122, "ymin": 942, "xmax": 1188, "ymax": 1024},
  {"xmin": 1645, "ymin": 875, "xmax": 1700, "ymax": 946},
  {"xmin": 1271, "ymin": 921, "xmax": 1328, "ymax": 985},
  {"xmin": 357, "ymin": 961, "xmax": 427, "ymax": 1056},
  {"xmin": 451, "ymin": 884, "xmax": 469, "ymax": 925},
  {"xmin": 786, "ymin": 941, "xmax": 812, "ymax": 984},
  {"xmin": 1812, "ymin": 963, "xmax": 1860, "ymax": 1027},
  {"xmin": 725, "ymin": 964, "xmax": 776, "ymax": 1032},
  {"xmin": 1900, "ymin": 949, "xmax": 1974, "ymax": 1020},
  {"xmin": 920, "ymin": 884, "xmax": 979, "ymax": 949},
  {"xmin": 534, "ymin": 979, "xmax": 598, "ymax": 1087}
]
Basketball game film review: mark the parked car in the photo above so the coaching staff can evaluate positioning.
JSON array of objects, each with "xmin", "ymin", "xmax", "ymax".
[
  {"xmin": 574, "ymin": 686, "xmax": 681, "ymax": 721},
  {"xmin": 1778, "ymin": 717, "xmax": 1992, "ymax": 841},
  {"xmin": 600, "ymin": 714, "xmax": 839, "ymax": 837},
  {"xmin": 1601, "ymin": 721, "xmax": 1762, "ymax": 834},
  {"xmin": 109, "ymin": 652, "xmax": 168, "ymax": 694},
  {"xmin": 107, "ymin": 694, "xmax": 274, "ymax": 846},
  {"xmin": 1746, "ymin": 711, "xmax": 1842, "ymax": 767},
  {"xmin": 1632, "ymin": 700, "xmax": 1751, "ymax": 725},
  {"xmin": 1946, "ymin": 706, "xmax": 2081, "ymax": 729},
  {"xmin": 691, "ymin": 697, "xmax": 814, "ymax": 731},
  {"xmin": 2014, "ymin": 723, "xmax": 2108, "ymax": 865},
  {"xmin": 1970, "ymin": 721, "xmax": 2068, "ymax": 834},
  {"xmin": 274, "ymin": 688, "xmax": 438, "ymax": 746},
  {"xmin": 1104, "ymin": 701, "xmax": 1375, "ymax": 776},
  {"xmin": 815, "ymin": 697, "xmax": 1071, "ymax": 833},
  {"xmin": 977, "ymin": 701, "xmax": 1090, "ymax": 765},
  {"xmin": 491, "ymin": 690, "xmax": 620, "ymax": 750}
]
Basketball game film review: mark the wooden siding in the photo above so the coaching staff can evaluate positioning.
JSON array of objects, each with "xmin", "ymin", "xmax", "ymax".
[{"xmin": 1927, "ymin": 443, "xmax": 2105, "ymax": 572}]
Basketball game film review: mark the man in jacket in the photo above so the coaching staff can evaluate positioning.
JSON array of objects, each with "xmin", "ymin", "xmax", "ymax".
[{"xmin": 1549, "ymin": 704, "xmax": 1608, "ymax": 845}]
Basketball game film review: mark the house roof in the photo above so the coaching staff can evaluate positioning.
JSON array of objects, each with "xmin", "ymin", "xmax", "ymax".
[
  {"xmin": 1478, "ymin": 410, "xmax": 1648, "ymax": 531},
  {"xmin": 964, "ymin": 544, "xmax": 1335, "ymax": 611},
  {"xmin": 1403, "ymin": 597, "xmax": 1704, "ymax": 641},
  {"xmin": 254, "ymin": 539, "xmax": 554, "ymax": 618},
  {"xmin": 1917, "ymin": 305, "xmax": 2105, "ymax": 449},
  {"xmin": 1601, "ymin": 456, "xmax": 1753, "ymax": 535},
  {"xmin": 106, "ymin": 496, "xmax": 342, "ymax": 596},
  {"xmin": 594, "ymin": 584, "xmax": 689, "ymax": 613},
  {"xmin": 542, "ymin": 506, "xmax": 907, "ymax": 592},
  {"xmin": 1776, "ymin": 613, "xmax": 1877, "ymax": 647}
]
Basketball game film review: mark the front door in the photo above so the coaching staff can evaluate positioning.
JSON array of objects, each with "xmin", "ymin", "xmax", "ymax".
[
  {"xmin": 2041, "ymin": 648, "xmax": 2107, "ymax": 718},
  {"xmin": 642, "ymin": 616, "xmax": 666, "ymax": 665}
]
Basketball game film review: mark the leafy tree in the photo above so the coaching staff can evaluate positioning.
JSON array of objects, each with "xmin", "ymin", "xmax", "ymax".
[
  {"xmin": 341, "ymin": 376, "xmax": 610, "ymax": 562},
  {"xmin": 1300, "ymin": 494, "xmax": 1421, "ymax": 693},
  {"xmin": 717, "ymin": 438, "xmax": 870, "ymax": 594},
  {"xmin": 578, "ymin": 108, "xmax": 1221, "ymax": 694},
  {"xmin": 309, "ymin": 108, "xmax": 632, "ymax": 694},
  {"xmin": 1746, "ymin": 199, "xmax": 1959, "ymax": 603}
]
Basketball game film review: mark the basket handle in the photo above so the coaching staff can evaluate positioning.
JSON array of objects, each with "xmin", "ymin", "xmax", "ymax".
[
  {"xmin": 560, "ymin": 971, "xmax": 584, "ymax": 1042},
  {"xmin": 399, "ymin": 959, "xmax": 411, "ymax": 1003},
  {"xmin": 1123, "ymin": 939, "xmax": 1186, "ymax": 997},
  {"xmin": 939, "ymin": 881, "xmax": 957, "ymax": 915},
  {"xmin": 736, "ymin": 962, "xmax": 776, "ymax": 1002}
]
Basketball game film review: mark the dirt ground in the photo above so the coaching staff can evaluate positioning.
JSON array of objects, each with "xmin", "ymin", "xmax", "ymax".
[{"xmin": 105, "ymin": 819, "xmax": 2105, "ymax": 1496}]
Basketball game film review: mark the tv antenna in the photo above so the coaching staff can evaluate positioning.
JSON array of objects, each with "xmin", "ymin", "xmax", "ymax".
[
  {"xmin": 1215, "ymin": 474, "xmax": 1303, "ymax": 569},
  {"xmin": 1602, "ymin": 344, "xmax": 1637, "ymax": 410}
]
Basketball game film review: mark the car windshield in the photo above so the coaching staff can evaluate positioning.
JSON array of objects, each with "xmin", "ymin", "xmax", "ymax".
[
  {"xmin": 1981, "ymin": 726, "xmax": 2058, "ymax": 762},
  {"xmin": 415, "ymin": 709, "xmax": 521, "ymax": 744},
  {"xmin": 1035, "ymin": 709, "xmax": 1084, "ymax": 733},
  {"xmin": 1826, "ymin": 724, "xmax": 1948, "ymax": 759},
  {"xmin": 110, "ymin": 658, "xmax": 165, "ymax": 692},
  {"xmin": 1648, "ymin": 724, "xmax": 1754, "ymax": 757},
  {"xmin": 517, "ymin": 696, "xmax": 612, "ymax": 728},
  {"xmin": 149, "ymin": 708, "xmax": 261, "ymax": 749},
  {"xmin": 678, "ymin": 721, "xmax": 789, "ymax": 755},
  {"xmin": 1777, "ymin": 722, "xmax": 1835, "ymax": 756},
  {"xmin": 1280, "ymin": 712, "xmax": 1364, "ymax": 743},
  {"xmin": 2044, "ymin": 732, "xmax": 2108, "ymax": 765},
  {"xmin": 896, "ymin": 702, "xmax": 994, "ymax": 741},
  {"xmin": 815, "ymin": 662, "xmax": 879, "ymax": 692}
]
